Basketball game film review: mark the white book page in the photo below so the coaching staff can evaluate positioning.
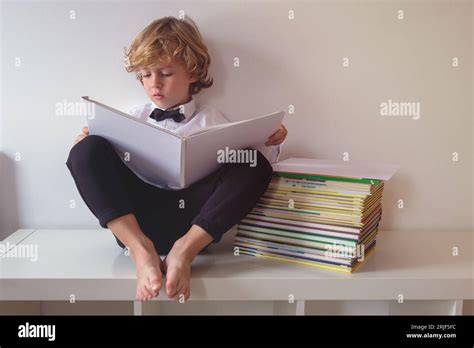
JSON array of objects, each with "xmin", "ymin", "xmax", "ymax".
[
  {"xmin": 273, "ymin": 158, "xmax": 400, "ymax": 181},
  {"xmin": 183, "ymin": 111, "xmax": 285, "ymax": 186}
]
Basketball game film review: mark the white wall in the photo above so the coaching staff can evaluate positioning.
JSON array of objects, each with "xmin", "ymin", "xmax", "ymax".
[{"xmin": 0, "ymin": 0, "xmax": 472, "ymax": 239}]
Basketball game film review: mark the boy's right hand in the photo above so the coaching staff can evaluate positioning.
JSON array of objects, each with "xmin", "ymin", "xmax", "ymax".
[{"xmin": 73, "ymin": 126, "xmax": 89, "ymax": 145}]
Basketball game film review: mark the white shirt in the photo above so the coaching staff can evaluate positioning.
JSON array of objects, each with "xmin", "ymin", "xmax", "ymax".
[{"xmin": 128, "ymin": 97, "xmax": 285, "ymax": 190}]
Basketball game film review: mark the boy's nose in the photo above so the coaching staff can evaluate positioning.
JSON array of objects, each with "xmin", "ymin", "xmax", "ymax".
[{"xmin": 152, "ymin": 74, "xmax": 163, "ymax": 87}]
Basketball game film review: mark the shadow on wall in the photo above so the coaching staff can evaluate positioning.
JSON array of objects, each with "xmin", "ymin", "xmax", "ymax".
[{"xmin": 0, "ymin": 152, "xmax": 20, "ymax": 240}]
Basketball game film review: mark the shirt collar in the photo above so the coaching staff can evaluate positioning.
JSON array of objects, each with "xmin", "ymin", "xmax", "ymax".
[{"xmin": 151, "ymin": 97, "xmax": 196, "ymax": 122}]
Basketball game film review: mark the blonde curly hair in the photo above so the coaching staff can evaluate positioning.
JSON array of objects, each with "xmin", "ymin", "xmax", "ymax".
[{"xmin": 124, "ymin": 15, "xmax": 213, "ymax": 96}]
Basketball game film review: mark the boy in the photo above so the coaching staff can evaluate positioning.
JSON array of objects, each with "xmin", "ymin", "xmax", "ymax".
[{"xmin": 67, "ymin": 16, "xmax": 287, "ymax": 302}]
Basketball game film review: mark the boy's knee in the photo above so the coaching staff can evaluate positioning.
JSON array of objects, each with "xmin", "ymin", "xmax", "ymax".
[
  {"xmin": 66, "ymin": 135, "xmax": 110, "ymax": 168},
  {"xmin": 76, "ymin": 134, "xmax": 109, "ymax": 150},
  {"xmin": 232, "ymin": 149, "xmax": 273, "ymax": 187}
]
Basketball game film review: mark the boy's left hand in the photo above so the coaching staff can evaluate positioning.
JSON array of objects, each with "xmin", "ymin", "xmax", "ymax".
[{"xmin": 265, "ymin": 124, "xmax": 287, "ymax": 146}]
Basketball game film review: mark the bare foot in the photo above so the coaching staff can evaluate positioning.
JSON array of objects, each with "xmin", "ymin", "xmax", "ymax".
[
  {"xmin": 129, "ymin": 239, "xmax": 163, "ymax": 301},
  {"xmin": 162, "ymin": 242, "xmax": 192, "ymax": 302}
]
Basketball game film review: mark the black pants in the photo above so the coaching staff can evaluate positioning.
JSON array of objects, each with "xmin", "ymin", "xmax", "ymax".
[{"xmin": 65, "ymin": 135, "xmax": 273, "ymax": 254}]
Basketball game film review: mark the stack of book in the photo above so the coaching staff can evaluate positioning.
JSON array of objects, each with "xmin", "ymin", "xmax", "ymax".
[{"xmin": 235, "ymin": 158, "xmax": 398, "ymax": 274}]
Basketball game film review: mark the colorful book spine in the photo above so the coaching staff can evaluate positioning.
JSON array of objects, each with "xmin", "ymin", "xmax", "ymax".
[{"xmin": 235, "ymin": 168, "xmax": 387, "ymax": 274}]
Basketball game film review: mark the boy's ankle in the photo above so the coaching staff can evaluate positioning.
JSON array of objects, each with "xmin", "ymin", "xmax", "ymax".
[
  {"xmin": 171, "ymin": 238, "xmax": 196, "ymax": 263},
  {"xmin": 128, "ymin": 235, "xmax": 155, "ymax": 254}
]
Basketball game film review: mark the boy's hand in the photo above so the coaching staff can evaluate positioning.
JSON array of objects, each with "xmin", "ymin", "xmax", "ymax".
[
  {"xmin": 265, "ymin": 124, "xmax": 287, "ymax": 146},
  {"xmin": 73, "ymin": 126, "xmax": 89, "ymax": 146}
]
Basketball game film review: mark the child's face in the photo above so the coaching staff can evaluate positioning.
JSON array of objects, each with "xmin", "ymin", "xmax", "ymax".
[{"xmin": 139, "ymin": 60, "xmax": 197, "ymax": 109}]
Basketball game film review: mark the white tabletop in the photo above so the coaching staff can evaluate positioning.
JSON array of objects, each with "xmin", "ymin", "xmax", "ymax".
[{"xmin": 0, "ymin": 227, "xmax": 472, "ymax": 301}]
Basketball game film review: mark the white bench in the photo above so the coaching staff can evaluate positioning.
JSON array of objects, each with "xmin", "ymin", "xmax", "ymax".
[{"xmin": 0, "ymin": 227, "xmax": 472, "ymax": 315}]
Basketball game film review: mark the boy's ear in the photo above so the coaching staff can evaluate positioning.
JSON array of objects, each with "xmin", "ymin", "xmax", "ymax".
[{"xmin": 189, "ymin": 73, "xmax": 198, "ymax": 83}]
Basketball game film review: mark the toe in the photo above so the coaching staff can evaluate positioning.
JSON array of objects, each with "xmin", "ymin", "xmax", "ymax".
[
  {"xmin": 142, "ymin": 284, "xmax": 153, "ymax": 301},
  {"xmin": 149, "ymin": 274, "xmax": 162, "ymax": 295},
  {"xmin": 176, "ymin": 282, "xmax": 186, "ymax": 301},
  {"xmin": 167, "ymin": 285, "xmax": 176, "ymax": 299},
  {"xmin": 137, "ymin": 288, "xmax": 145, "ymax": 301},
  {"xmin": 166, "ymin": 275, "xmax": 178, "ymax": 298}
]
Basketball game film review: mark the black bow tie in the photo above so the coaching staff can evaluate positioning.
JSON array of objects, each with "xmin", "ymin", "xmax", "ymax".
[{"xmin": 149, "ymin": 108, "xmax": 186, "ymax": 123}]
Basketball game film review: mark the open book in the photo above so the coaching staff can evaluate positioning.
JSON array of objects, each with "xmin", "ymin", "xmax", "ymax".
[{"xmin": 82, "ymin": 96, "xmax": 285, "ymax": 189}]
